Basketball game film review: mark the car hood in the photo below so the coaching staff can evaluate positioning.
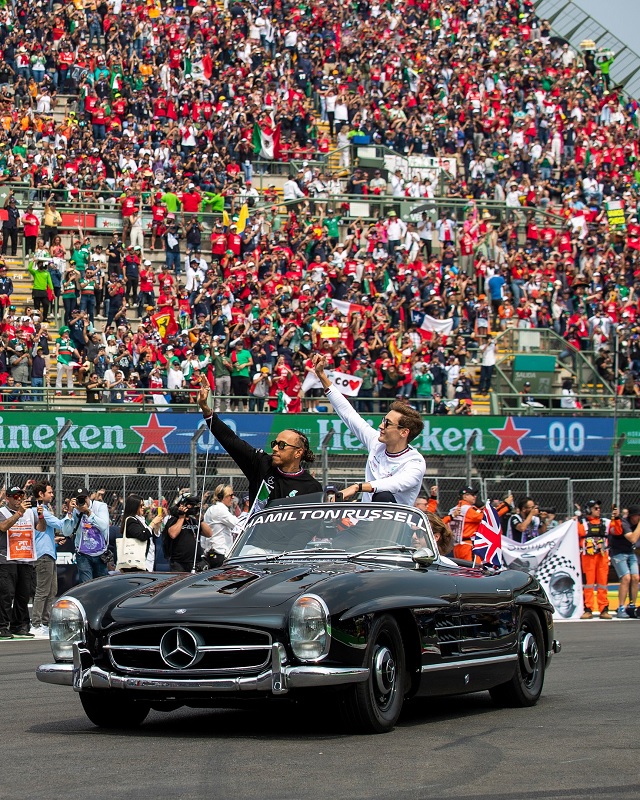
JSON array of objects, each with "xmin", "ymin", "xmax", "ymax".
[{"xmin": 109, "ymin": 560, "xmax": 383, "ymax": 621}]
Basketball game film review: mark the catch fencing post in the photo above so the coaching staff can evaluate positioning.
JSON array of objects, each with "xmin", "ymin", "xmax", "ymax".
[
  {"xmin": 465, "ymin": 431, "xmax": 478, "ymax": 487},
  {"xmin": 55, "ymin": 420, "xmax": 73, "ymax": 517},
  {"xmin": 321, "ymin": 431, "xmax": 333, "ymax": 489},
  {"xmin": 613, "ymin": 433, "xmax": 626, "ymax": 510},
  {"xmin": 190, "ymin": 426, "xmax": 208, "ymax": 495}
]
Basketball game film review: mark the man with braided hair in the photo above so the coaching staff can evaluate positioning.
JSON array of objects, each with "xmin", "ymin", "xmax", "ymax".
[{"xmin": 197, "ymin": 378, "xmax": 322, "ymax": 508}]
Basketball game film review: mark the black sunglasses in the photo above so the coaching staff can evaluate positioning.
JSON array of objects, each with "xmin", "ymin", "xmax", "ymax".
[
  {"xmin": 271, "ymin": 439, "xmax": 300, "ymax": 451},
  {"xmin": 381, "ymin": 418, "xmax": 404, "ymax": 430}
]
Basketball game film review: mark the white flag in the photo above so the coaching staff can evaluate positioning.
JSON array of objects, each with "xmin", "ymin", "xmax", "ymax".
[
  {"xmin": 419, "ymin": 314, "xmax": 454, "ymax": 336},
  {"xmin": 301, "ymin": 369, "xmax": 363, "ymax": 397}
]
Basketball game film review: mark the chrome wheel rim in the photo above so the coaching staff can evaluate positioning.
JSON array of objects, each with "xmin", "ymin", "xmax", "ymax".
[
  {"xmin": 373, "ymin": 645, "xmax": 396, "ymax": 704},
  {"xmin": 520, "ymin": 629, "xmax": 539, "ymax": 683}
]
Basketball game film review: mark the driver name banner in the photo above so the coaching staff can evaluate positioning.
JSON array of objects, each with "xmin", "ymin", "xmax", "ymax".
[
  {"xmin": 6, "ymin": 514, "xmax": 36, "ymax": 561},
  {"xmin": 251, "ymin": 505, "xmax": 427, "ymax": 530},
  {"xmin": 502, "ymin": 520, "xmax": 583, "ymax": 621}
]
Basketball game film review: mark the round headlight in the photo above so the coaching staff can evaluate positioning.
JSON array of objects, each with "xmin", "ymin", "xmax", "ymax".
[
  {"xmin": 50, "ymin": 597, "xmax": 86, "ymax": 662},
  {"xmin": 289, "ymin": 594, "xmax": 330, "ymax": 662}
]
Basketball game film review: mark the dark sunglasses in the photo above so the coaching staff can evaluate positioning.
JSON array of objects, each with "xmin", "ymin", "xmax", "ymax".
[
  {"xmin": 380, "ymin": 418, "xmax": 404, "ymax": 430},
  {"xmin": 271, "ymin": 439, "xmax": 300, "ymax": 451}
]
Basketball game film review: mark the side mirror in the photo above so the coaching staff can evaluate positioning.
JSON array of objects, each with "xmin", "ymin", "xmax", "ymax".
[{"xmin": 412, "ymin": 547, "xmax": 436, "ymax": 568}]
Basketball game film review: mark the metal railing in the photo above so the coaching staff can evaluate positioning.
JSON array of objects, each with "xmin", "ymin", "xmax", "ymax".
[
  {"xmin": 0, "ymin": 388, "xmax": 424, "ymax": 413},
  {"xmin": 534, "ymin": 0, "xmax": 640, "ymax": 100},
  {"xmin": 0, "ymin": 182, "xmax": 568, "ymax": 242},
  {"xmin": 490, "ymin": 392, "xmax": 622, "ymax": 415},
  {"xmin": 493, "ymin": 327, "xmax": 614, "ymax": 397}
]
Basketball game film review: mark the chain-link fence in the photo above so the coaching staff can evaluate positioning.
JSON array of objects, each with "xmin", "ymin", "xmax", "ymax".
[{"xmin": 2, "ymin": 457, "xmax": 640, "ymax": 524}]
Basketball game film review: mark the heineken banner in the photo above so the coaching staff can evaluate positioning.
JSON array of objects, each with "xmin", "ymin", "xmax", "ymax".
[
  {"xmin": 502, "ymin": 520, "xmax": 584, "ymax": 621},
  {"xmin": 0, "ymin": 412, "xmax": 626, "ymax": 456}
]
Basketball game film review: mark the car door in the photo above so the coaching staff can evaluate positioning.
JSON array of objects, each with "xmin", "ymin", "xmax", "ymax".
[
  {"xmin": 456, "ymin": 567, "xmax": 517, "ymax": 656},
  {"xmin": 410, "ymin": 565, "xmax": 460, "ymax": 691}
]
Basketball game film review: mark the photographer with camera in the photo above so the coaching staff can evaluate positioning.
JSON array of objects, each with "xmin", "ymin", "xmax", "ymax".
[
  {"xmin": 506, "ymin": 497, "xmax": 548, "ymax": 543},
  {"xmin": 164, "ymin": 495, "xmax": 213, "ymax": 572},
  {"xmin": 61, "ymin": 488, "xmax": 111, "ymax": 583},
  {"xmin": 0, "ymin": 486, "xmax": 47, "ymax": 639}
]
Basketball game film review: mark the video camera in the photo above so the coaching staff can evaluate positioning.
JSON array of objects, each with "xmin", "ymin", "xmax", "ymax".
[{"xmin": 170, "ymin": 494, "xmax": 200, "ymax": 516}]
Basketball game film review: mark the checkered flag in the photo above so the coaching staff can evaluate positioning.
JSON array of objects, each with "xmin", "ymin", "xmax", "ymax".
[{"xmin": 536, "ymin": 552, "xmax": 581, "ymax": 583}]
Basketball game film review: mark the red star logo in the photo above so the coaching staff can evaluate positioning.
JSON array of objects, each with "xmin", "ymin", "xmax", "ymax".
[
  {"xmin": 132, "ymin": 414, "xmax": 177, "ymax": 454},
  {"xmin": 489, "ymin": 418, "xmax": 530, "ymax": 456},
  {"xmin": 103, "ymin": 220, "xmax": 110, "ymax": 227}
]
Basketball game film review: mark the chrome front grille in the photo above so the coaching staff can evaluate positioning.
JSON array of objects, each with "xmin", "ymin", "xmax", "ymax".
[{"xmin": 105, "ymin": 624, "xmax": 272, "ymax": 675}]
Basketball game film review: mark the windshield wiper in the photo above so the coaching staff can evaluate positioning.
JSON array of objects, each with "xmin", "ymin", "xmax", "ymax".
[
  {"xmin": 347, "ymin": 545, "xmax": 416, "ymax": 561},
  {"xmin": 264, "ymin": 548, "xmax": 348, "ymax": 562}
]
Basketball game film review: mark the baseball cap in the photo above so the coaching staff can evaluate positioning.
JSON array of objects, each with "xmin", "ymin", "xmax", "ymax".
[
  {"xmin": 627, "ymin": 506, "xmax": 640, "ymax": 517},
  {"xmin": 549, "ymin": 571, "xmax": 574, "ymax": 590},
  {"xmin": 460, "ymin": 486, "xmax": 477, "ymax": 496},
  {"xmin": 6, "ymin": 486, "xmax": 25, "ymax": 497}
]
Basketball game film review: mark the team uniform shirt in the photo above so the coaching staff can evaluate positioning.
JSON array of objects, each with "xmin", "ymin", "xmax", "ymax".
[
  {"xmin": 326, "ymin": 387, "xmax": 426, "ymax": 506},
  {"xmin": 203, "ymin": 414, "xmax": 322, "ymax": 506}
]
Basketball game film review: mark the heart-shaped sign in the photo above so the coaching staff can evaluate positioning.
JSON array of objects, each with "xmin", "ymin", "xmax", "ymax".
[{"xmin": 348, "ymin": 380, "xmax": 361, "ymax": 392}]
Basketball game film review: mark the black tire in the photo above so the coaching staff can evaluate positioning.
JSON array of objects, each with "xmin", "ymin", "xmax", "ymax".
[
  {"xmin": 80, "ymin": 692, "xmax": 150, "ymax": 729},
  {"xmin": 342, "ymin": 614, "xmax": 406, "ymax": 734},
  {"xmin": 489, "ymin": 609, "xmax": 545, "ymax": 708}
]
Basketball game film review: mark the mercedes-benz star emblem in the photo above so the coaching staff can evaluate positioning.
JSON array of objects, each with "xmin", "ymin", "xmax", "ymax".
[{"xmin": 159, "ymin": 627, "xmax": 203, "ymax": 669}]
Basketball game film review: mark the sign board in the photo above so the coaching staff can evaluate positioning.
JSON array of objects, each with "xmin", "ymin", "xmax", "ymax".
[
  {"xmin": 61, "ymin": 213, "xmax": 96, "ymax": 229},
  {"xmin": 605, "ymin": 200, "xmax": 626, "ymax": 231},
  {"xmin": 0, "ymin": 412, "xmax": 621, "ymax": 457}
]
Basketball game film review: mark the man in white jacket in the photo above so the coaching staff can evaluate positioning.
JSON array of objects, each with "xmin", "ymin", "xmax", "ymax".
[
  {"xmin": 313, "ymin": 355, "xmax": 426, "ymax": 505},
  {"xmin": 202, "ymin": 484, "xmax": 238, "ymax": 558}
]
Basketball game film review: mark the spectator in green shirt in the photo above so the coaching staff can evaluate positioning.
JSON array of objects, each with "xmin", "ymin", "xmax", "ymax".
[
  {"xmin": 355, "ymin": 360, "xmax": 376, "ymax": 413},
  {"xmin": 323, "ymin": 215, "xmax": 341, "ymax": 245},
  {"xmin": 415, "ymin": 365, "xmax": 434, "ymax": 413},
  {"xmin": 161, "ymin": 186, "xmax": 181, "ymax": 213},
  {"xmin": 27, "ymin": 258, "xmax": 55, "ymax": 323},
  {"xmin": 229, "ymin": 340, "xmax": 253, "ymax": 412},
  {"xmin": 69, "ymin": 239, "xmax": 90, "ymax": 276}
]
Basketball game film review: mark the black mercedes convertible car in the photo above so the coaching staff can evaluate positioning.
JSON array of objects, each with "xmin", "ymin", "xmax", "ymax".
[{"xmin": 36, "ymin": 501, "xmax": 560, "ymax": 734}]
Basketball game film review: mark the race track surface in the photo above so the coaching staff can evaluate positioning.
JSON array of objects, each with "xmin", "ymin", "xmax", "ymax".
[{"xmin": 1, "ymin": 623, "xmax": 638, "ymax": 800}]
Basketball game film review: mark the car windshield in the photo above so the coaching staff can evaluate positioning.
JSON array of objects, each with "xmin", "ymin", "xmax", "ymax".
[{"xmin": 228, "ymin": 502, "xmax": 437, "ymax": 560}]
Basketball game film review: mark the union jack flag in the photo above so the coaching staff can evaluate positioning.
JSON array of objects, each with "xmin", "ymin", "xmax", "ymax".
[{"xmin": 472, "ymin": 501, "xmax": 503, "ymax": 567}]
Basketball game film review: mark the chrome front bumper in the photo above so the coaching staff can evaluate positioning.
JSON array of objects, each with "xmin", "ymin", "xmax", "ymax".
[{"xmin": 36, "ymin": 643, "xmax": 369, "ymax": 696}]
